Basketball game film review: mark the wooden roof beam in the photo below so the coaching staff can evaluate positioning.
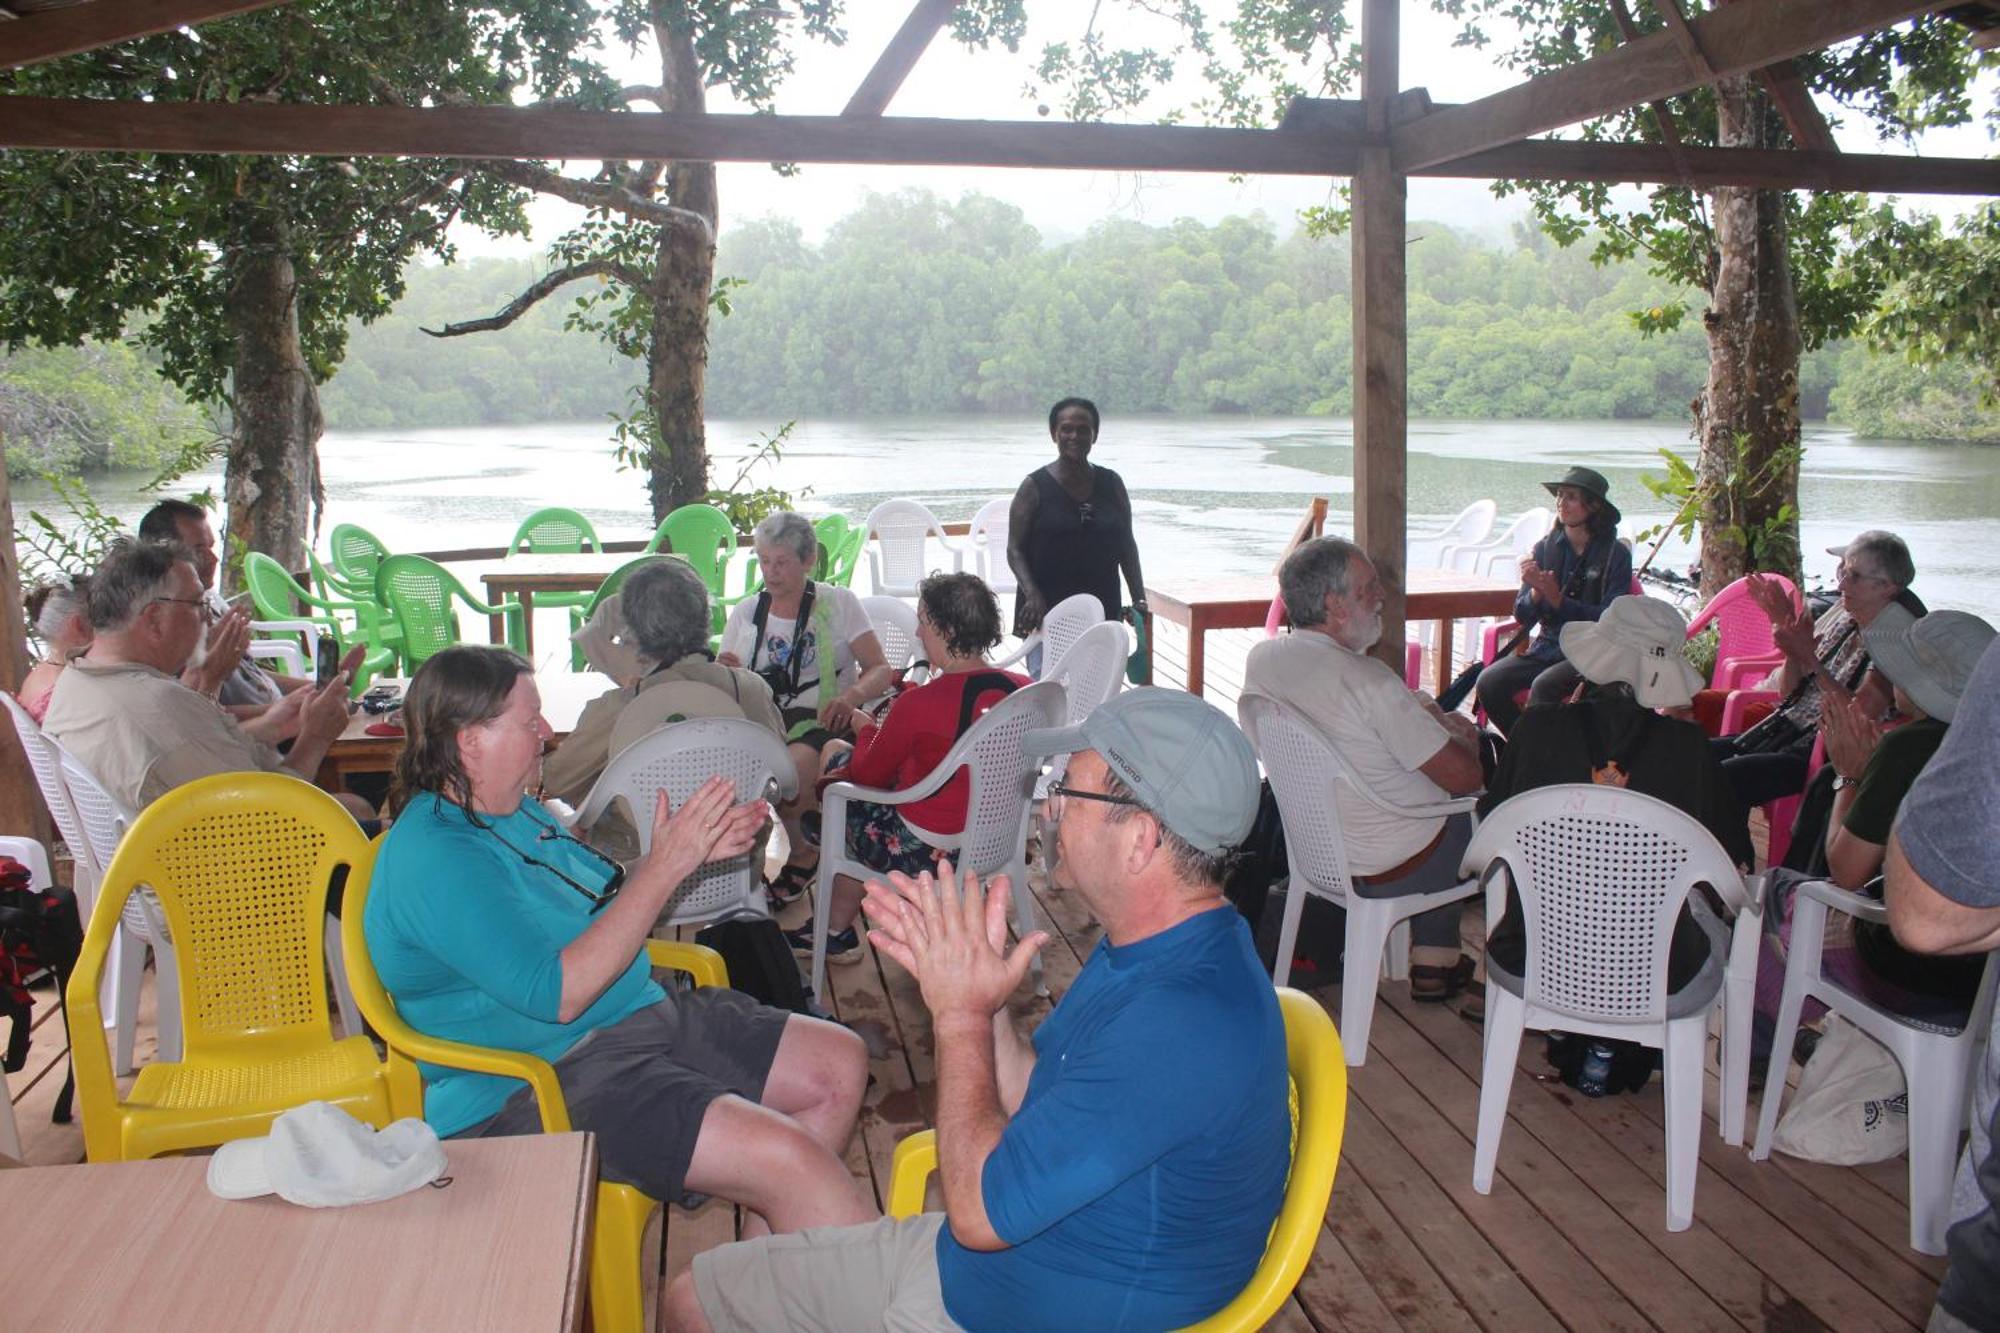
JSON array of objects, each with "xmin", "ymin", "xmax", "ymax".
[
  {"xmin": 843, "ymin": 0, "xmax": 958, "ymax": 117},
  {"xmin": 1392, "ymin": 0, "xmax": 1939, "ymax": 171},
  {"xmin": 0, "ymin": 0, "xmax": 294, "ymax": 69},
  {"xmin": 1, "ymin": 97, "xmax": 1992, "ymax": 194}
]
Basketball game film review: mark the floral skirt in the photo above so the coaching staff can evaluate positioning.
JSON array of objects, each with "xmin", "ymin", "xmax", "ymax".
[{"xmin": 821, "ymin": 750, "xmax": 943, "ymax": 880}]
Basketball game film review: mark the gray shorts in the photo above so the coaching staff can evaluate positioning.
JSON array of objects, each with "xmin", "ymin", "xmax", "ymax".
[
  {"xmin": 459, "ymin": 988, "xmax": 790, "ymax": 1204},
  {"xmin": 693, "ymin": 1213, "xmax": 963, "ymax": 1333}
]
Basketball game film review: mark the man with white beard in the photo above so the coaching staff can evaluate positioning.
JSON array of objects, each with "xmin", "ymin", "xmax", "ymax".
[{"xmin": 1241, "ymin": 535, "xmax": 1485, "ymax": 1001}]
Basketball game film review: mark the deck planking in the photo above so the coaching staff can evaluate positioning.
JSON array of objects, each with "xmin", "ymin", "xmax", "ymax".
[{"xmin": 7, "ymin": 864, "xmax": 1952, "ymax": 1333}]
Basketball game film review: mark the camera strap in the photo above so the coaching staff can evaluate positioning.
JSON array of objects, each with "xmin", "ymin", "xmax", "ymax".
[{"xmin": 750, "ymin": 583, "xmax": 817, "ymax": 698}]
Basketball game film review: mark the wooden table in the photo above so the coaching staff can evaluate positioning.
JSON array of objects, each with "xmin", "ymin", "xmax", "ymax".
[
  {"xmin": 318, "ymin": 669, "xmax": 611, "ymax": 793},
  {"xmin": 475, "ymin": 552, "xmax": 637, "ymax": 653},
  {"xmin": 0, "ymin": 1132, "xmax": 595, "ymax": 1331},
  {"xmin": 1146, "ymin": 568, "xmax": 1519, "ymax": 697}
]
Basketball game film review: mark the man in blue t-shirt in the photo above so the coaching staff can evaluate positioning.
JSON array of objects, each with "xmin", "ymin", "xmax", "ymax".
[{"xmin": 671, "ymin": 688, "xmax": 1291, "ymax": 1333}]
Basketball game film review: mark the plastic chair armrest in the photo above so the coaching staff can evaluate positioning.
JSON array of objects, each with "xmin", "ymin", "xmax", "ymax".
[
  {"xmin": 1718, "ymin": 687, "xmax": 1781, "ymax": 736},
  {"xmin": 385, "ymin": 1028, "xmax": 573, "ymax": 1133},
  {"xmin": 1717, "ymin": 653, "xmax": 1783, "ymax": 692},
  {"xmin": 644, "ymin": 939, "xmax": 729, "ymax": 989},
  {"xmin": 824, "ymin": 765, "xmax": 958, "ymax": 812},
  {"xmin": 990, "ymin": 634, "xmax": 1039, "ymax": 670},
  {"xmin": 1481, "ymin": 620, "xmax": 1519, "ymax": 664},
  {"xmin": 1796, "ymin": 877, "xmax": 1889, "ymax": 925},
  {"xmin": 888, "ymin": 1130, "xmax": 938, "ymax": 1219}
]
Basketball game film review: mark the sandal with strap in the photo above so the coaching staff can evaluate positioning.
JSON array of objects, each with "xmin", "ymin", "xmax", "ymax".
[
  {"xmin": 1408, "ymin": 955, "xmax": 1475, "ymax": 1003},
  {"xmin": 766, "ymin": 861, "xmax": 817, "ymax": 907}
]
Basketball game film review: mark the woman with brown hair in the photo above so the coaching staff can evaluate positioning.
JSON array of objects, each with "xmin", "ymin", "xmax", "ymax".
[{"xmin": 364, "ymin": 644, "xmax": 874, "ymax": 1235}]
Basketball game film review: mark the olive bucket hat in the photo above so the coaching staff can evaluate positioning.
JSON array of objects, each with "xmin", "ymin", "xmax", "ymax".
[{"xmin": 1543, "ymin": 466, "xmax": 1621, "ymax": 528}]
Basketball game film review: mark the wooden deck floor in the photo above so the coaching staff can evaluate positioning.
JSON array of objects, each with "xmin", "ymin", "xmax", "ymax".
[{"xmin": 7, "ymin": 858, "xmax": 1947, "ymax": 1331}]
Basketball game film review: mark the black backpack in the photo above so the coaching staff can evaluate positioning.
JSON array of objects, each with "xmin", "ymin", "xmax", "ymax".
[
  {"xmin": 0, "ymin": 855, "xmax": 82, "ymax": 1124},
  {"xmin": 693, "ymin": 914, "xmax": 812, "ymax": 1014}
]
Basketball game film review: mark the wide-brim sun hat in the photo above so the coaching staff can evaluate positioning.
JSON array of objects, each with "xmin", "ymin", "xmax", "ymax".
[
  {"xmin": 1862, "ymin": 609, "xmax": 1996, "ymax": 724},
  {"xmin": 1542, "ymin": 466, "xmax": 1621, "ymax": 528},
  {"xmin": 1559, "ymin": 596, "xmax": 1705, "ymax": 709}
]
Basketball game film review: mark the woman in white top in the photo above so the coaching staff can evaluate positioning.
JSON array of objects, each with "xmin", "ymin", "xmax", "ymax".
[{"xmin": 718, "ymin": 511, "xmax": 894, "ymax": 900}]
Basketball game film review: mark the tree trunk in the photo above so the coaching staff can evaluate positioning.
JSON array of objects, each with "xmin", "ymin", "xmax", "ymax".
[
  {"xmin": 223, "ymin": 198, "xmax": 323, "ymax": 589},
  {"xmin": 645, "ymin": 19, "xmax": 719, "ymax": 521},
  {"xmin": 1694, "ymin": 77, "xmax": 1802, "ymax": 598}
]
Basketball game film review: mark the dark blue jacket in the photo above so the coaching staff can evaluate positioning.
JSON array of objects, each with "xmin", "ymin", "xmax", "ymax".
[{"xmin": 1515, "ymin": 529, "xmax": 1632, "ymax": 662}]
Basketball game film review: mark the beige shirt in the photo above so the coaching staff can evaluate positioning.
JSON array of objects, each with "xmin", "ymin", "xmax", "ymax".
[
  {"xmin": 41, "ymin": 657, "xmax": 292, "ymax": 812},
  {"xmin": 540, "ymin": 655, "xmax": 786, "ymax": 808},
  {"xmin": 1241, "ymin": 630, "xmax": 1454, "ymax": 875}
]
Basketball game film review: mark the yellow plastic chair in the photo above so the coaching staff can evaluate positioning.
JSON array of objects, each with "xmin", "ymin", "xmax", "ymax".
[
  {"xmin": 65, "ymin": 773, "xmax": 406, "ymax": 1162},
  {"xmin": 888, "ymin": 987, "xmax": 1347, "ymax": 1333},
  {"xmin": 340, "ymin": 861, "xmax": 727, "ymax": 1333}
]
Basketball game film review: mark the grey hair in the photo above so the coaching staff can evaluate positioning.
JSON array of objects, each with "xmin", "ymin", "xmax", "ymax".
[
  {"xmin": 87, "ymin": 538, "xmax": 192, "ymax": 631},
  {"xmin": 751, "ymin": 511, "xmax": 818, "ymax": 566},
  {"xmin": 621, "ymin": 557, "xmax": 713, "ymax": 664},
  {"xmin": 1277, "ymin": 536, "xmax": 1364, "ymax": 630},
  {"xmin": 1097, "ymin": 771, "xmax": 1237, "ymax": 890},
  {"xmin": 28, "ymin": 576, "xmax": 89, "ymax": 643},
  {"xmin": 1846, "ymin": 531, "xmax": 1916, "ymax": 589}
]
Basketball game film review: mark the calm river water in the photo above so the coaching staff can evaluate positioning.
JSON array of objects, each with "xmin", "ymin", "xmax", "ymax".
[{"xmin": 22, "ymin": 416, "xmax": 2000, "ymax": 622}]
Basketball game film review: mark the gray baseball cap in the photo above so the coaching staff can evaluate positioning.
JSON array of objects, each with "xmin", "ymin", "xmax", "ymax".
[{"xmin": 1024, "ymin": 687, "xmax": 1259, "ymax": 853}]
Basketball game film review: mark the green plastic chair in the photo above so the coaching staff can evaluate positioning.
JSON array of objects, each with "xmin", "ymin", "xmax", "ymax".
[
  {"xmin": 374, "ymin": 554, "xmax": 527, "ymax": 669},
  {"xmin": 240, "ymin": 553, "xmax": 393, "ymax": 695},
  {"xmin": 329, "ymin": 523, "xmax": 392, "ymax": 593},
  {"xmin": 811, "ymin": 514, "xmax": 851, "ymax": 580},
  {"xmin": 507, "ymin": 509, "xmax": 603, "ymax": 614},
  {"xmin": 567, "ymin": 553, "xmax": 672, "ymax": 672},
  {"xmin": 644, "ymin": 504, "xmax": 741, "ymax": 633},
  {"xmin": 824, "ymin": 527, "xmax": 866, "ymax": 588},
  {"xmin": 311, "ymin": 553, "xmax": 407, "ymax": 669}
]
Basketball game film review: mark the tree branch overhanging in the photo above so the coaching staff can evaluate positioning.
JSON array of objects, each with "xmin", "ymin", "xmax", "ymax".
[
  {"xmin": 421, "ymin": 259, "xmax": 650, "ymax": 337},
  {"xmin": 470, "ymin": 157, "xmax": 714, "ymax": 242}
]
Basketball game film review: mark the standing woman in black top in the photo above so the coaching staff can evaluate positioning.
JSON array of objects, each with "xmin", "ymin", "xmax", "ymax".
[{"xmin": 1005, "ymin": 397, "xmax": 1147, "ymax": 675}]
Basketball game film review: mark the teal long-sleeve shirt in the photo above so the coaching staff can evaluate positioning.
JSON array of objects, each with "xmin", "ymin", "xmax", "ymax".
[{"xmin": 364, "ymin": 792, "xmax": 662, "ymax": 1135}]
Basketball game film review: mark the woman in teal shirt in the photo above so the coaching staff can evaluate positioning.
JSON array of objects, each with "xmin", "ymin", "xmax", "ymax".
[{"xmin": 366, "ymin": 644, "xmax": 875, "ymax": 1233}]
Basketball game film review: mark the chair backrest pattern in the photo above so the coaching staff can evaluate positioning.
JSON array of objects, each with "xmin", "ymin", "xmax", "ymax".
[
  {"xmin": 649, "ymin": 505, "xmax": 737, "ymax": 592},
  {"xmin": 511, "ymin": 507, "xmax": 601, "ymax": 556},
  {"xmin": 865, "ymin": 499, "xmax": 950, "ymax": 592},
  {"xmin": 1044, "ymin": 620, "xmax": 1127, "ymax": 726},
  {"xmin": 862, "ymin": 596, "xmax": 921, "ymax": 672},
  {"xmin": 1468, "ymin": 786, "xmax": 1741, "ymax": 1025},
  {"xmin": 329, "ymin": 523, "xmax": 390, "ymax": 586},
  {"xmin": 952, "ymin": 681, "xmax": 1065, "ymax": 874},
  {"xmin": 1237, "ymin": 697, "xmax": 1356, "ymax": 901},
  {"xmin": 1690, "ymin": 575, "xmax": 1798, "ymax": 689},
  {"xmin": 1038, "ymin": 592, "xmax": 1105, "ymax": 678},
  {"xmin": 376, "ymin": 555, "xmax": 468, "ymax": 666},
  {"xmin": 581, "ymin": 719, "xmax": 798, "ymax": 922}
]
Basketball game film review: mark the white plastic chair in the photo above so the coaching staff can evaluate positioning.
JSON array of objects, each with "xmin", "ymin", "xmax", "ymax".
[
  {"xmin": 573, "ymin": 719, "xmax": 801, "ymax": 930},
  {"xmin": 1445, "ymin": 507, "xmax": 1551, "ymax": 664},
  {"xmin": 969, "ymin": 497, "xmax": 1015, "ymax": 594},
  {"xmin": 1237, "ymin": 695, "xmax": 1479, "ymax": 1065},
  {"xmin": 0, "ymin": 835, "xmax": 50, "ymax": 1162},
  {"xmin": 862, "ymin": 499, "xmax": 962, "ymax": 598},
  {"xmin": 249, "ymin": 618, "xmax": 323, "ymax": 680},
  {"xmin": 3, "ymin": 693, "xmax": 138, "ymax": 1065},
  {"xmin": 1463, "ymin": 784, "xmax": 1753, "ymax": 1233},
  {"xmin": 1034, "ymin": 620, "xmax": 1129, "ymax": 797},
  {"xmin": 1406, "ymin": 500, "xmax": 1497, "ymax": 573},
  {"xmin": 51, "ymin": 746, "xmax": 179, "ymax": 1074},
  {"xmin": 861, "ymin": 595, "xmax": 922, "ymax": 674},
  {"xmin": 810, "ymin": 680, "xmax": 1065, "ymax": 999},
  {"xmin": 1750, "ymin": 878, "xmax": 2000, "ymax": 1254},
  {"xmin": 993, "ymin": 592, "xmax": 1104, "ymax": 679}
]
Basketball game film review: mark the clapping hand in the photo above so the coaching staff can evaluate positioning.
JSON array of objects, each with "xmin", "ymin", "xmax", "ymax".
[
  {"xmin": 1518, "ymin": 557, "xmax": 1560, "ymax": 606},
  {"xmin": 642, "ymin": 779, "xmax": 768, "ymax": 888},
  {"xmin": 1821, "ymin": 691, "xmax": 1885, "ymax": 782},
  {"xmin": 862, "ymin": 863, "xmax": 1046, "ymax": 1024},
  {"xmin": 185, "ymin": 605, "xmax": 252, "ymax": 695},
  {"xmin": 1745, "ymin": 573, "xmax": 1793, "ymax": 627}
]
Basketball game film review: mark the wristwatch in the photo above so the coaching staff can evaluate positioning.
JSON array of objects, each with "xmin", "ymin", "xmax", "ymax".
[{"xmin": 1831, "ymin": 773, "xmax": 1856, "ymax": 792}]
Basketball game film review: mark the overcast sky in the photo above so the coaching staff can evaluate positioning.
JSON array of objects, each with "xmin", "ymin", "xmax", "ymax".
[{"xmin": 460, "ymin": 3, "xmax": 1995, "ymax": 258}]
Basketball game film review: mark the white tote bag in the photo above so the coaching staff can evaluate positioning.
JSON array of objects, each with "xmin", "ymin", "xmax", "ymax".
[{"xmin": 1771, "ymin": 1016, "xmax": 1908, "ymax": 1165}]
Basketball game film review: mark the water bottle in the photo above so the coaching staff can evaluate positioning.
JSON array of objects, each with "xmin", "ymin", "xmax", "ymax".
[{"xmin": 1576, "ymin": 1041, "xmax": 1615, "ymax": 1099}]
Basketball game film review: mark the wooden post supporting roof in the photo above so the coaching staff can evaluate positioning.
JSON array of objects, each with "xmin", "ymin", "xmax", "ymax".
[
  {"xmin": 1353, "ymin": 0, "xmax": 1408, "ymax": 671},
  {"xmin": 0, "ymin": 432, "xmax": 53, "ymax": 849}
]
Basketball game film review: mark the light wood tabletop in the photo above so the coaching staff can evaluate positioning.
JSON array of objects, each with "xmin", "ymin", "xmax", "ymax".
[
  {"xmin": 319, "ymin": 669, "xmax": 612, "ymax": 793},
  {"xmin": 0, "ymin": 1131, "xmax": 596, "ymax": 1332}
]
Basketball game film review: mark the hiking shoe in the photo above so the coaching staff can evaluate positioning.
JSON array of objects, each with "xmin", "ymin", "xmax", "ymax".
[
  {"xmin": 1409, "ymin": 955, "xmax": 1475, "ymax": 1003},
  {"xmin": 784, "ymin": 922, "xmax": 862, "ymax": 965}
]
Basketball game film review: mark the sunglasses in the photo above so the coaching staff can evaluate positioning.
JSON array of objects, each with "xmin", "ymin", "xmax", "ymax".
[{"xmin": 480, "ymin": 810, "xmax": 626, "ymax": 913}]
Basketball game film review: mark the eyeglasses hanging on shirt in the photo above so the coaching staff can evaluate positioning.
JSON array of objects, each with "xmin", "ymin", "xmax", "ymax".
[{"xmin": 477, "ymin": 805, "xmax": 626, "ymax": 913}]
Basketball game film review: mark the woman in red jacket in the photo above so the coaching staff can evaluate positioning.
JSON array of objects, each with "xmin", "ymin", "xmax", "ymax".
[{"xmin": 785, "ymin": 572, "xmax": 1027, "ymax": 964}]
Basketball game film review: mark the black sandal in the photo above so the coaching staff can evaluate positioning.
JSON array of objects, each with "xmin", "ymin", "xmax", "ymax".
[
  {"xmin": 1409, "ymin": 955, "xmax": 1475, "ymax": 1003},
  {"xmin": 767, "ymin": 861, "xmax": 817, "ymax": 906}
]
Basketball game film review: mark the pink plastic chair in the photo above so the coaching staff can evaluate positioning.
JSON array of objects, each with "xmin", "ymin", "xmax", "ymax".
[
  {"xmin": 1688, "ymin": 575, "xmax": 1800, "ymax": 691},
  {"xmin": 1761, "ymin": 731, "xmax": 1827, "ymax": 869}
]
